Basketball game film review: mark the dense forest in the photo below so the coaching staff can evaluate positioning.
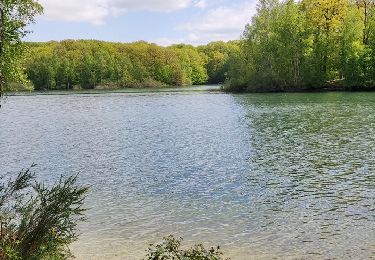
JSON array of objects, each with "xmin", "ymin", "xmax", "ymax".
[
  {"xmin": 226, "ymin": 0, "xmax": 375, "ymax": 92},
  {"xmin": 20, "ymin": 40, "xmax": 239, "ymax": 91},
  {"xmin": 7, "ymin": 0, "xmax": 375, "ymax": 92}
]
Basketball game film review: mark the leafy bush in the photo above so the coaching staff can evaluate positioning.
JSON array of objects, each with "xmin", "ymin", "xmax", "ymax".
[
  {"xmin": 0, "ymin": 165, "xmax": 88, "ymax": 260},
  {"xmin": 145, "ymin": 235, "xmax": 229, "ymax": 260}
]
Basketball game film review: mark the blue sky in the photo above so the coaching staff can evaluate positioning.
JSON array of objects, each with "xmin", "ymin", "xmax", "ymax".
[{"xmin": 27, "ymin": 0, "xmax": 258, "ymax": 45}]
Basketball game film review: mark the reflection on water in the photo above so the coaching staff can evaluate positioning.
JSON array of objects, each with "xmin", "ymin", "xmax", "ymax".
[
  {"xmin": 238, "ymin": 93, "xmax": 375, "ymax": 259},
  {"xmin": 0, "ymin": 91, "xmax": 374, "ymax": 259}
]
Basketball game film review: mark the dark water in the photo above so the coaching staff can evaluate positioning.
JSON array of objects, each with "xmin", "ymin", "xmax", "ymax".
[{"xmin": 0, "ymin": 91, "xmax": 374, "ymax": 259}]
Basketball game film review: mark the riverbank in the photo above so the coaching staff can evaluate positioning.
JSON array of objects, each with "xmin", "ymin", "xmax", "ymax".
[
  {"xmin": 224, "ymin": 84, "xmax": 375, "ymax": 93},
  {"xmin": 5, "ymin": 85, "xmax": 223, "ymax": 96},
  {"xmin": 8, "ymin": 84, "xmax": 375, "ymax": 97}
]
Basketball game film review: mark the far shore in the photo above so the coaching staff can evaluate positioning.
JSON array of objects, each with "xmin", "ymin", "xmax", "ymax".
[
  {"xmin": 225, "ymin": 85, "xmax": 375, "ymax": 93},
  {"xmin": 6, "ymin": 84, "xmax": 375, "ymax": 97},
  {"xmin": 5, "ymin": 85, "xmax": 224, "ymax": 96}
]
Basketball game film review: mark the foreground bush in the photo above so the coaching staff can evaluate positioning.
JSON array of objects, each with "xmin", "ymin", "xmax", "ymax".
[
  {"xmin": 145, "ymin": 235, "xmax": 229, "ymax": 260},
  {"xmin": 0, "ymin": 165, "xmax": 88, "ymax": 260}
]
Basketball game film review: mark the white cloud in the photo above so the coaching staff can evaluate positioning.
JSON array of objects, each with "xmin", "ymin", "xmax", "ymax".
[
  {"xmin": 154, "ymin": 37, "xmax": 186, "ymax": 47},
  {"xmin": 39, "ymin": 0, "xmax": 109, "ymax": 25},
  {"xmin": 178, "ymin": 1, "xmax": 257, "ymax": 44},
  {"xmin": 155, "ymin": 1, "xmax": 256, "ymax": 45},
  {"xmin": 37, "ymin": 0, "xmax": 258, "ymax": 45},
  {"xmin": 109, "ymin": 0, "xmax": 192, "ymax": 12},
  {"xmin": 194, "ymin": 0, "xmax": 207, "ymax": 9},
  {"xmin": 39, "ymin": 0, "xmax": 196, "ymax": 24}
]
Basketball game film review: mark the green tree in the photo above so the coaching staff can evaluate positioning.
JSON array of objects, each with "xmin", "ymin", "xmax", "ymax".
[
  {"xmin": 303, "ymin": 0, "xmax": 350, "ymax": 84},
  {"xmin": 24, "ymin": 40, "xmax": 215, "ymax": 90},
  {"xmin": 0, "ymin": 0, "xmax": 43, "ymax": 95},
  {"xmin": 0, "ymin": 166, "xmax": 88, "ymax": 259},
  {"xmin": 199, "ymin": 41, "xmax": 240, "ymax": 84},
  {"xmin": 226, "ymin": 0, "xmax": 375, "ymax": 92},
  {"xmin": 338, "ymin": 5, "xmax": 365, "ymax": 86},
  {"xmin": 354, "ymin": 0, "xmax": 375, "ymax": 45}
]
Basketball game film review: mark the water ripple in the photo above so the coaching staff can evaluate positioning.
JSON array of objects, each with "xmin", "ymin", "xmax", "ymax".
[{"xmin": 0, "ymin": 91, "xmax": 374, "ymax": 259}]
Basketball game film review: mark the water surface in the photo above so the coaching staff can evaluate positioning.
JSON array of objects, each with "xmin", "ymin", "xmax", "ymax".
[{"xmin": 0, "ymin": 90, "xmax": 374, "ymax": 259}]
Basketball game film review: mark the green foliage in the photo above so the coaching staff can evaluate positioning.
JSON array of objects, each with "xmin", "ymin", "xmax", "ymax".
[
  {"xmin": 224, "ymin": 43, "xmax": 250, "ymax": 92},
  {"xmin": 0, "ymin": 0, "xmax": 43, "ymax": 95},
  {"xmin": 198, "ymin": 41, "xmax": 240, "ymax": 84},
  {"xmin": 145, "ymin": 235, "xmax": 228, "ymax": 260},
  {"xmin": 24, "ymin": 40, "xmax": 215, "ymax": 90},
  {"xmin": 226, "ymin": 0, "xmax": 375, "ymax": 92},
  {"xmin": 19, "ymin": 39, "xmax": 243, "ymax": 90},
  {"xmin": 0, "ymin": 166, "xmax": 88, "ymax": 260}
]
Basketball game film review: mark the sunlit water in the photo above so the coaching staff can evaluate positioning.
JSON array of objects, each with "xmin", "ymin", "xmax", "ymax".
[{"xmin": 0, "ymin": 89, "xmax": 374, "ymax": 259}]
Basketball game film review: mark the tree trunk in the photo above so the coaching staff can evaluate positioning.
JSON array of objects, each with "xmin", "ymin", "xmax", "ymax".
[
  {"xmin": 363, "ymin": 1, "xmax": 369, "ymax": 45},
  {"xmin": 0, "ymin": 0, "xmax": 4, "ymax": 97},
  {"xmin": 356, "ymin": 0, "xmax": 374, "ymax": 45}
]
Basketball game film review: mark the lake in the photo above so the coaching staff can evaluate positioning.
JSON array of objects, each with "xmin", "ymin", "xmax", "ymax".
[{"xmin": 0, "ymin": 88, "xmax": 374, "ymax": 259}]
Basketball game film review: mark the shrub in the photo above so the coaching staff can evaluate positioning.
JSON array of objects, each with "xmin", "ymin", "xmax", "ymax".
[
  {"xmin": 145, "ymin": 235, "xmax": 229, "ymax": 260},
  {"xmin": 0, "ymin": 165, "xmax": 88, "ymax": 260}
]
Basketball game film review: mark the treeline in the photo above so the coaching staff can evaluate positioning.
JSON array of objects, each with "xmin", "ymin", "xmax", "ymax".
[
  {"xmin": 21, "ymin": 0, "xmax": 375, "ymax": 92},
  {"xmin": 226, "ymin": 0, "xmax": 375, "ymax": 92},
  {"xmin": 23, "ymin": 40, "xmax": 239, "ymax": 90}
]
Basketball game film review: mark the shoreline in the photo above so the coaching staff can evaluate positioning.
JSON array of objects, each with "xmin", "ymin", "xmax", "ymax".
[
  {"xmin": 5, "ymin": 85, "xmax": 375, "ymax": 97},
  {"xmin": 4, "ymin": 85, "xmax": 223, "ymax": 96},
  {"xmin": 224, "ymin": 86, "xmax": 375, "ymax": 94}
]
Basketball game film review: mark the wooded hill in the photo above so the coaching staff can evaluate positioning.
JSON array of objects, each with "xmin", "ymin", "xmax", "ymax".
[
  {"xmin": 22, "ymin": 40, "xmax": 239, "ymax": 91},
  {"xmin": 13, "ymin": 0, "xmax": 375, "ymax": 92}
]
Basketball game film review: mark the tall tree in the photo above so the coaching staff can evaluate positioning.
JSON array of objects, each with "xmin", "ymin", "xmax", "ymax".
[
  {"xmin": 303, "ymin": 0, "xmax": 350, "ymax": 83},
  {"xmin": 0, "ymin": 0, "xmax": 42, "ymax": 98},
  {"xmin": 226, "ymin": 0, "xmax": 375, "ymax": 91},
  {"xmin": 354, "ymin": 0, "xmax": 375, "ymax": 44}
]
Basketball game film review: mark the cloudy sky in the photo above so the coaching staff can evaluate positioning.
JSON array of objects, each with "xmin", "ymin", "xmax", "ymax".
[{"xmin": 27, "ymin": 0, "xmax": 258, "ymax": 45}]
